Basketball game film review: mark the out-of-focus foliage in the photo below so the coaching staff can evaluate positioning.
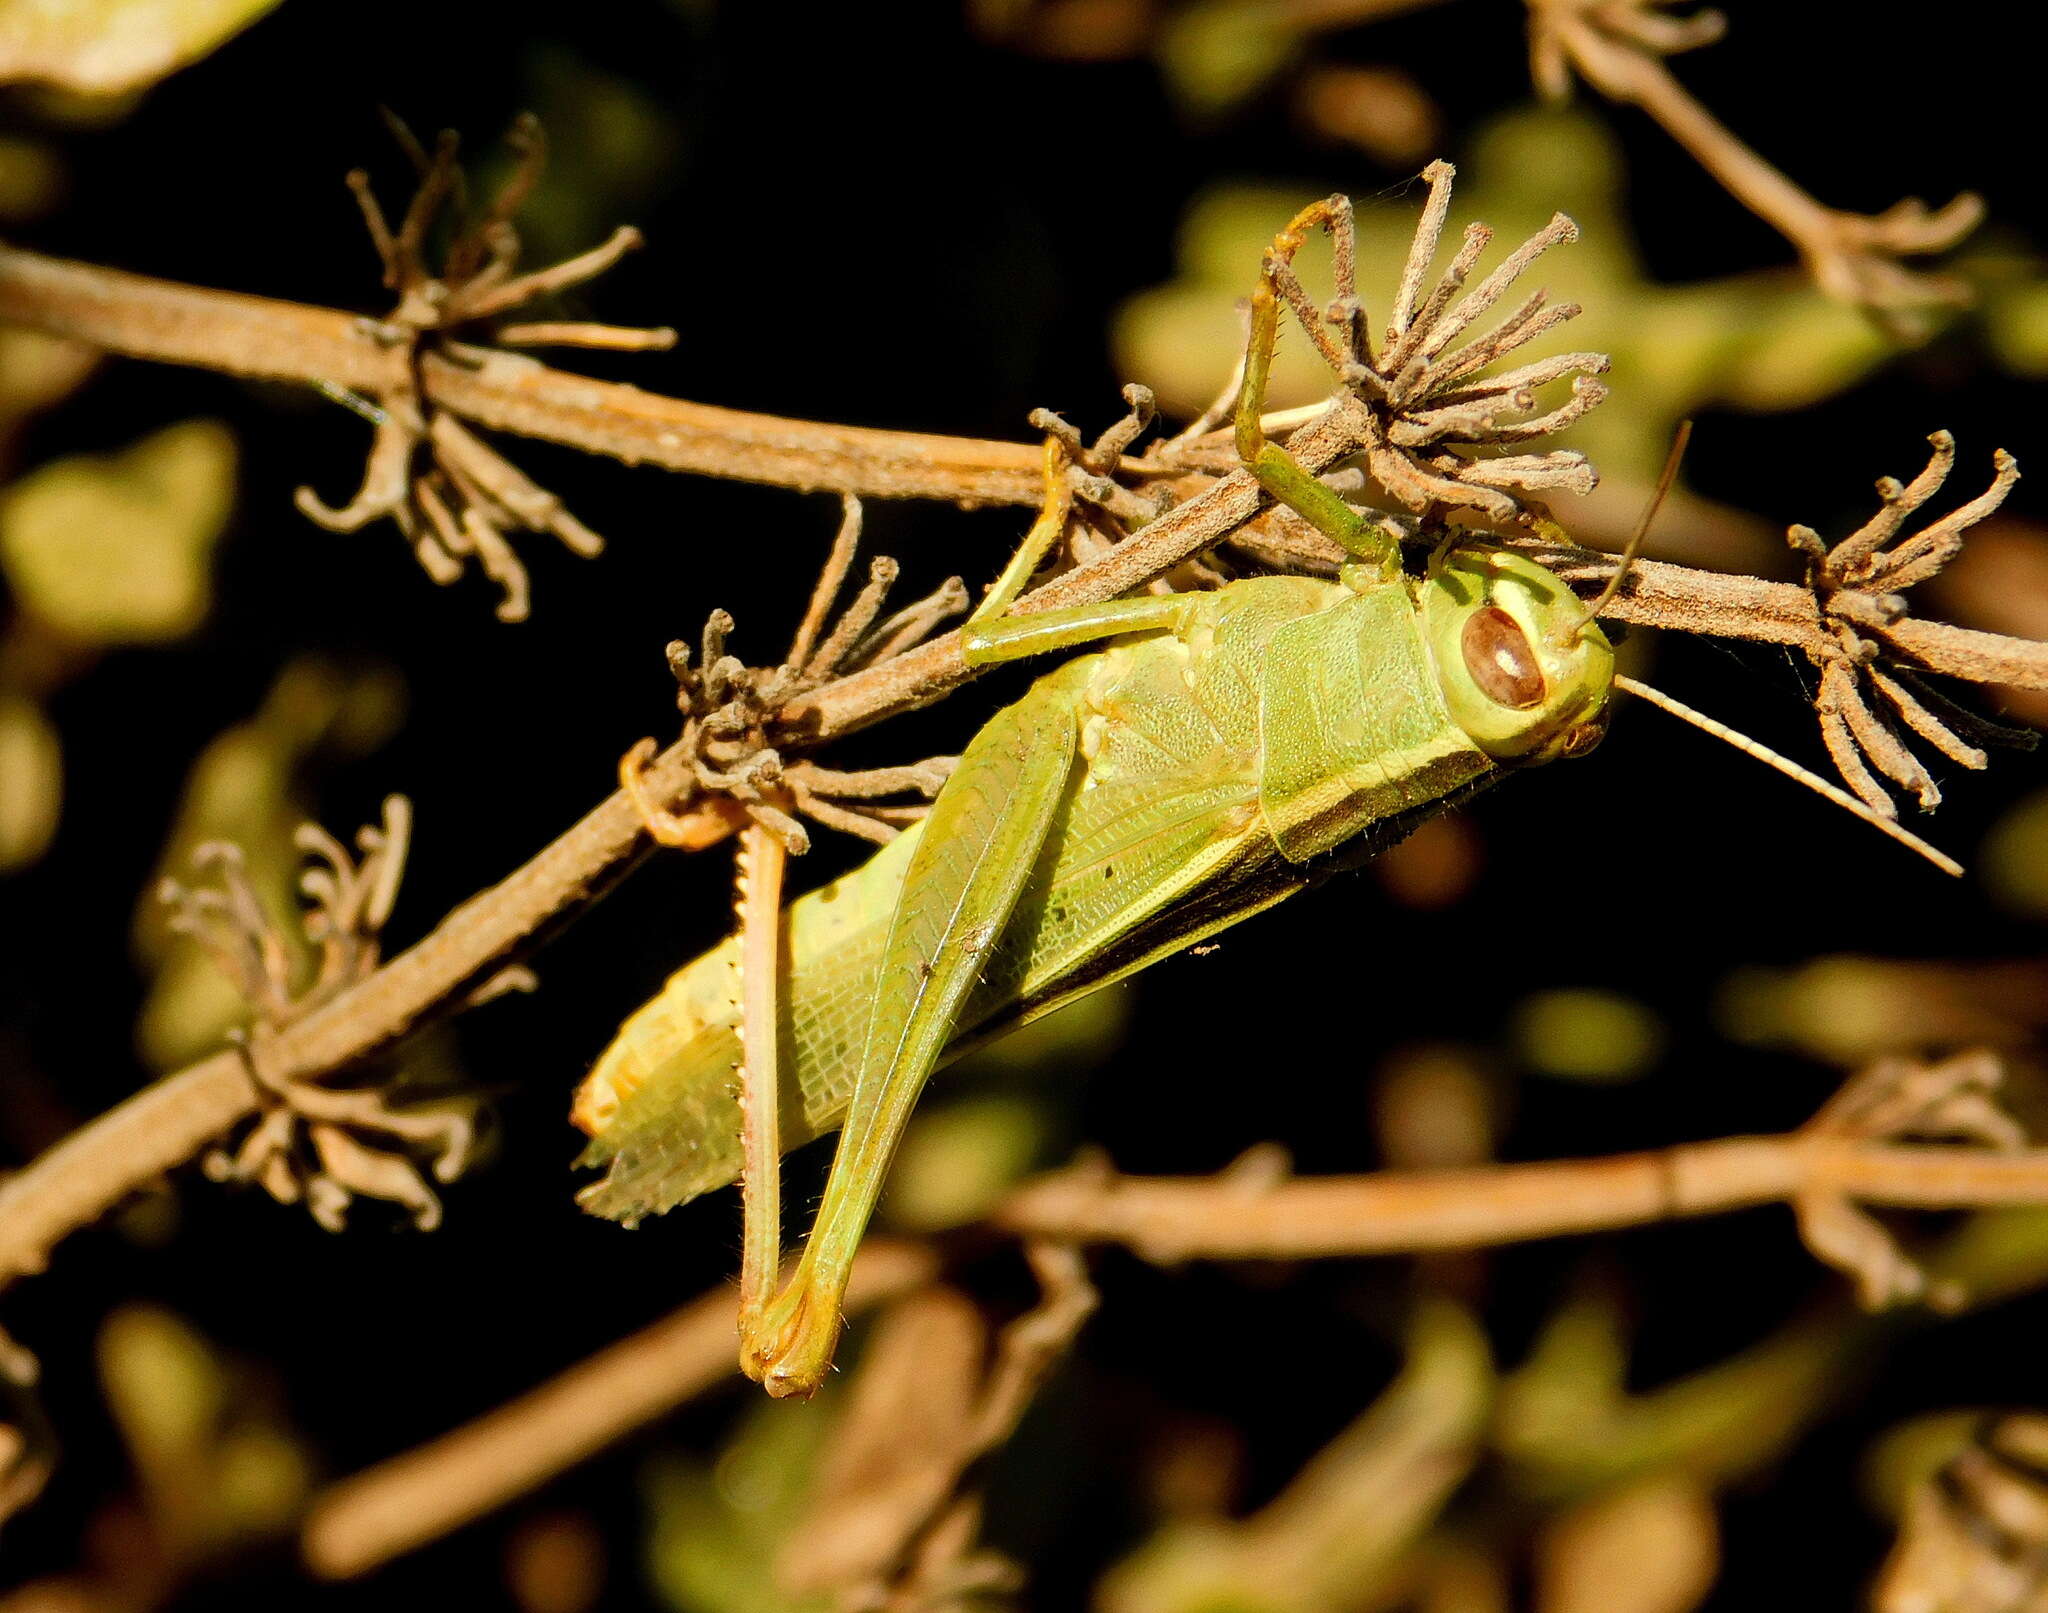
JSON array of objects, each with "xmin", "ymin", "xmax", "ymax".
[
  {"xmin": 1533, "ymin": 1475, "xmax": 1718, "ymax": 1613},
  {"xmin": 0, "ymin": 417, "xmax": 234, "ymax": 645},
  {"xmin": 509, "ymin": 49, "xmax": 680, "ymax": 266},
  {"xmin": 885, "ymin": 1093, "xmax": 1049, "ymax": 1233},
  {"xmin": 0, "ymin": 324, "xmax": 93, "ymax": 446},
  {"xmin": 1862, "ymin": 1409, "xmax": 1986, "ymax": 1521},
  {"xmin": 1099, "ymin": 1299, "xmax": 1492, "ymax": 1613},
  {"xmin": 1719, "ymin": 954, "xmax": 2048, "ymax": 1065},
  {"xmin": 131, "ymin": 656, "xmax": 404, "ymax": 1068},
  {"xmin": 0, "ymin": 689, "xmax": 58, "ymax": 870},
  {"xmin": 645, "ymin": 1394, "xmax": 834, "ymax": 1613},
  {"xmin": 1293, "ymin": 65, "xmax": 1440, "ymax": 169},
  {"xmin": 1154, "ymin": 0, "xmax": 1303, "ymax": 116},
  {"xmin": 1981, "ymin": 786, "xmax": 2048, "ymax": 919},
  {"xmin": 0, "ymin": 0, "xmax": 283, "ymax": 96},
  {"xmin": 1510, "ymin": 988, "xmax": 1665, "ymax": 1084},
  {"xmin": 1374, "ymin": 1043, "xmax": 1498, "ymax": 1170},
  {"xmin": 0, "ymin": 131, "xmax": 60, "ymax": 219},
  {"xmin": 97, "ymin": 1303, "xmax": 308, "ymax": 1560},
  {"xmin": 1495, "ymin": 1285, "xmax": 1846, "ymax": 1503}
]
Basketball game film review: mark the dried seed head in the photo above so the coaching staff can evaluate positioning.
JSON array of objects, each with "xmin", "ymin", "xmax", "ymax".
[
  {"xmin": 1790, "ymin": 434, "xmax": 2031, "ymax": 817},
  {"xmin": 1263, "ymin": 164, "xmax": 1610, "ymax": 524},
  {"xmin": 161, "ymin": 797, "xmax": 482, "ymax": 1232},
  {"xmin": 300, "ymin": 119, "xmax": 670, "ymax": 619}
]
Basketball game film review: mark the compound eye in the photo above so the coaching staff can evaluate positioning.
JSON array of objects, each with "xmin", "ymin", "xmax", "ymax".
[{"xmin": 1461, "ymin": 605, "xmax": 1546, "ymax": 710}]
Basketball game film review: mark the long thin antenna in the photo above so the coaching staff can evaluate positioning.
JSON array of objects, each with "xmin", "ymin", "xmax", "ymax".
[
  {"xmin": 1567, "ymin": 419, "xmax": 1693, "ymax": 642},
  {"xmin": 1614, "ymin": 674, "xmax": 1963, "ymax": 877}
]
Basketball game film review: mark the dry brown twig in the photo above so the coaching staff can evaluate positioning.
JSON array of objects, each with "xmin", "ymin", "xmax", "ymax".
[
  {"xmin": 780, "ymin": 1244, "xmax": 1098, "ymax": 1612},
  {"xmin": 0, "ymin": 165, "xmax": 2041, "ymax": 689},
  {"xmin": 999, "ymin": 1052, "xmax": 2048, "ymax": 1314},
  {"xmin": 300, "ymin": 1242, "xmax": 1089, "ymax": 1589},
  {"xmin": 1525, "ymin": 0, "xmax": 1983, "ymax": 324},
  {"xmin": 196, "ymin": 1051, "xmax": 2048, "ymax": 1582},
  {"xmin": 157, "ymin": 795, "xmax": 484, "ymax": 1232},
  {"xmin": 299, "ymin": 1238, "xmax": 936, "ymax": 1580}
]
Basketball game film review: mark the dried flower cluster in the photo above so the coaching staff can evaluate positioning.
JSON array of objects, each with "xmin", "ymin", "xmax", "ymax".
[
  {"xmin": 1874, "ymin": 1411, "xmax": 2048, "ymax": 1612},
  {"xmin": 1259, "ymin": 161, "xmax": 1608, "ymax": 526},
  {"xmin": 158, "ymin": 797, "xmax": 478, "ymax": 1231},
  {"xmin": 297, "ymin": 117, "xmax": 673, "ymax": 620},
  {"xmin": 0, "ymin": 1327, "xmax": 50, "ymax": 1530},
  {"xmin": 1788, "ymin": 432, "xmax": 2035, "ymax": 816},
  {"xmin": 1794, "ymin": 1050, "xmax": 2023, "ymax": 1311},
  {"xmin": 620, "ymin": 496, "xmax": 964, "ymax": 856}
]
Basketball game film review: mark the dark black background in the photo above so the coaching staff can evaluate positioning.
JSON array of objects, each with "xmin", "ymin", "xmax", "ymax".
[{"xmin": 4, "ymin": 1, "xmax": 2045, "ymax": 1607}]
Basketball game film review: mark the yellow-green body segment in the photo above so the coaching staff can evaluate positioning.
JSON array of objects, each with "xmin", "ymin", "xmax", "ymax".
[{"xmin": 576, "ymin": 550, "xmax": 1609, "ymax": 1225}]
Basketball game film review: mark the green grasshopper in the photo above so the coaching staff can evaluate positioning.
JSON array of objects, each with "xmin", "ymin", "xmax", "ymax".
[{"xmin": 574, "ymin": 194, "xmax": 1954, "ymax": 1397}]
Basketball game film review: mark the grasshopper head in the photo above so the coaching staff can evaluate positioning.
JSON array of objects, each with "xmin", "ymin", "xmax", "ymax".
[{"xmin": 1420, "ymin": 544, "xmax": 1613, "ymax": 763}]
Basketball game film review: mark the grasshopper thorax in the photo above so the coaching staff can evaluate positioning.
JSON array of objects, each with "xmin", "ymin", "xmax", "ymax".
[{"xmin": 1419, "ymin": 545, "xmax": 1613, "ymax": 763}]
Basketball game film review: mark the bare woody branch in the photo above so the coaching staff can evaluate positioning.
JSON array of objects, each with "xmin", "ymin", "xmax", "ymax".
[
  {"xmin": 1526, "ymin": 0, "xmax": 1982, "ymax": 322},
  {"xmin": 298, "ymin": 1055, "xmax": 2034, "ymax": 1581},
  {"xmin": 299, "ymin": 1239, "xmax": 936, "ymax": 1580},
  {"xmin": 0, "ymin": 243, "xmax": 1048, "ymax": 505},
  {"xmin": 6, "ymin": 238, "xmax": 2043, "ymax": 693},
  {"xmin": 998, "ymin": 1053, "xmax": 2045, "ymax": 1312}
]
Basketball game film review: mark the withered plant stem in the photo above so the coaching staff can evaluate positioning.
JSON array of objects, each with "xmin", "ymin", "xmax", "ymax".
[
  {"xmin": 996, "ymin": 1137, "xmax": 2048, "ymax": 1261},
  {"xmin": 299, "ymin": 1239, "xmax": 936, "ymax": 1579},
  {"xmin": 300, "ymin": 1108, "xmax": 2048, "ymax": 1578}
]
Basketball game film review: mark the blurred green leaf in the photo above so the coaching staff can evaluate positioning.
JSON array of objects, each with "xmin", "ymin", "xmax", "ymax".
[
  {"xmin": 1101, "ymin": 1298, "xmax": 1492, "ymax": 1613},
  {"xmin": 0, "ymin": 325, "xmax": 98, "ymax": 442},
  {"xmin": 97, "ymin": 1303, "xmax": 309, "ymax": 1560},
  {"xmin": 0, "ymin": 691, "xmax": 60, "ymax": 871},
  {"xmin": 0, "ymin": 134, "xmax": 62, "ymax": 220},
  {"xmin": 1511, "ymin": 989, "xmax": 1664, "ymax": 1084},
  {"xmin": 886, "ymin": 1094, "xmax": 1049, "ymax": 1232},
  {"xmin": 1157, "ymin": 0, "xmax": 1302, "ymax": 115},
  {"xmin": 508, "ymin": 48, "xmax": 680, "ymax": 267},
  {"xmin": 1860, "ymin": 1410, "xmax": 1983, "ymax": 1522},
  {"xmin": 1981, "ymin": 787, "xmax": 2048, "ymax": 918},
  {"xmin": 646, "ymin": 1398, "xmax": 834, "ymax": 1613},
  {"xmin": 0, "ymin": 418, "xmax": 234, "ymax": 645},
  {"xmin": 953, "ymin": 978, "xmax": 1134, "ymax": 1081},
  {"xmin": 1717, "ymin": 954, "xmax": 2048, "ymax": 1065},
  {"xmin": 1496, "ymin": 1287, "xmax": 1850, "ymax": 1502}
]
